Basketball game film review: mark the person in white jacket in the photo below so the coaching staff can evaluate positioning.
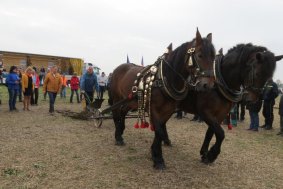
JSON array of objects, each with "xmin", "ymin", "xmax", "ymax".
[{"xmin": 97, "ymin": 72, "xmax": 108, "ymax": 99}]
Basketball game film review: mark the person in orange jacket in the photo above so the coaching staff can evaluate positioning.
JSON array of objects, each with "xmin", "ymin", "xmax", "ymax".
[
  {"xmin": 60, "ymin": 74, "xmax": 67, "ymax": 98},
  {"xmin": 43, "ymin": 66, "xmax": 62, "ymax": 114},
  {"xmin": 22, "ymin": 67, "xmax": 34, "ymax": 111}
]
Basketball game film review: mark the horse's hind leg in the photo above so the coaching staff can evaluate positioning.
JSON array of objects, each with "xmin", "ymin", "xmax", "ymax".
[
  {"xmin": 113, "ymin": 109, "xmax": 126, "ymax": 146},
  {"xmin": 200, "ymin": 126, "xmax": 214, "ymax": 162}
]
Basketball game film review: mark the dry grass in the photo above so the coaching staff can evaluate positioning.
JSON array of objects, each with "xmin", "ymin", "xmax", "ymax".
[{"xmin": 0, "ymin": 88, "xmax": 282, "ymax": 189}]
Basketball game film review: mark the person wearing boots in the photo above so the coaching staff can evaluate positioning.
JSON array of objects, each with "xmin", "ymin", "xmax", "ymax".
[
  {"xmin": 260, "ymin": 78, "xmax": 279, "ymax": 130},
  {"xmin": 277, "ymin": 94, "xmax": 283, "ymax": 136}
]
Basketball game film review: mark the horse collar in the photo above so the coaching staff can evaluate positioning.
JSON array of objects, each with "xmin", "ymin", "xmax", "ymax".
[{"xmin": 214, "ymin": 55, "xmax": 243, "ymax": 103}]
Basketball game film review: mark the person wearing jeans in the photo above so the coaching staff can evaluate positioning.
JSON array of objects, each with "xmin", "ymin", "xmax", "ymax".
[
  {"xmin": 247, "ymin": 100, "xmax": 262, "ymax": 131},
  {"xmin": 43, "ymin": 66, "xmax": 62, "ymax": 114},
  {"xmin": 60, "ymin": 74, "xmax": 67, "ymax": 98},
  {"xmin": 48, "ymin": 92, "xmax": 57, "ymax": 112},
  {"xmin": 97, "ymin": 72, "xmax": 107, "ymax": 99},
  {"xmin": 6, "ymin": 66, "xmax": 20, "ymax": 111}
]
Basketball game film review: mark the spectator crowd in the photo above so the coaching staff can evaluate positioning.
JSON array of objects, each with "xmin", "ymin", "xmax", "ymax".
[{"xmin": 3, "ymin": 65, "xmax": 110, "ymax": 115}]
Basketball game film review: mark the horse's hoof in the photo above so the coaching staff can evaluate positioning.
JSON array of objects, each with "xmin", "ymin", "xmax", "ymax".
[
  {"xmin": 201, "ymin": 153, "xmax": 215, "ymax": 164},
  {"xmin": 200, "ymin": 150, "xmax": 208, "ymax": 156},
  {"xmin": 201, "ymin": 156, "xmax": 210, "ymax": 164},
  {"xmin": 163, "ymin": 140, "xmax": 172, "ymax": 147},
  {"xmin": 115, "ymin": 140, "xmax": 125, "ymax": 146},
  {"xmin": 153, "ymin": 163, "xmax": 166, "ymax": 170}
]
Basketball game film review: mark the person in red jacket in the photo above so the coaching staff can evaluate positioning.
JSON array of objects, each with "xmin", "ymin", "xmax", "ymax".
[{"xmin": 70, "ymin": 72, "xmax": 80, "ymax": 103}]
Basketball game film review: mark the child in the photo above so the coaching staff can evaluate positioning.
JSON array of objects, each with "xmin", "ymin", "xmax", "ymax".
[
  {"xmin": 246, "ymin": 99, "xmax": 262, "ymax": 131},
  {"xmin": 230, "ymin": 104, "xmax": 238, "ymax": 127}
]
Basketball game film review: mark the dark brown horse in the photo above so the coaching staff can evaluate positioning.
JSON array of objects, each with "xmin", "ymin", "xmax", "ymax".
[
  {"xmin": 110, "ymin": 29, "xmax": 215, "ymax": 169},
  {"xmin": 169, "ymin": 44, "xmax": 283, "ymax": 164}
]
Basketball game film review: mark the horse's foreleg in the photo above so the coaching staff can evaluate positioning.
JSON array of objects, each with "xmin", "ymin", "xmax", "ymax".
[
  {"xmin": 151, "ymin": 121, "xmax": 167, "ymax": 169},
  {"xmin": 162, "ymin": 124, "xmax": 172, "ymax": 146},
  {"xmin": 200, "ymin": 126, "xmax": 214, "ymax": 160},
  {"xmin": 202, "ymin": 123, "xmax": 225, "ymax": 164}
]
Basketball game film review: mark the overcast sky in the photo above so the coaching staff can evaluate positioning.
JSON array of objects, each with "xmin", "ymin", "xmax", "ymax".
[{"xmin": 0, "ymin": 0, "xmax": 282, "ymax": 81}]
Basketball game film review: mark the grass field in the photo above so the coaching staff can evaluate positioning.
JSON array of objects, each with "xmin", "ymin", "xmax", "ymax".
[{"xmin": 0, "ymin": 85, "xmax": 282, "ymax": 189}]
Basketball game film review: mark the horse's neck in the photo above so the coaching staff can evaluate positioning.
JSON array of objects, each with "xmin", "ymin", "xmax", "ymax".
[
  {"xmin": 166, "ymin": 56, "xmax": 187, "ymax": 84},
  {"xmin": 221, "ymin": 58, "xmax": 242, "ymax": 91}
]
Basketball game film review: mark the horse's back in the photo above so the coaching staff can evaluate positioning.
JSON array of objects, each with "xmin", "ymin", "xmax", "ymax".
[{"xmin": 110, "ymin": 63, "xmax": 143, "ymax": 100}]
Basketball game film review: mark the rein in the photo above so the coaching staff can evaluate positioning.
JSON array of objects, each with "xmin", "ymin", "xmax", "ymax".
[{"xmin": 214, "ymin": 55, "xmax": 243, "ymax": 102}]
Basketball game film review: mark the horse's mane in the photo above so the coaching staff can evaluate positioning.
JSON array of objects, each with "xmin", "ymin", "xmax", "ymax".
[{"xmin": 226, "ymin": 43, "xmax": 268, "ymax": 64}]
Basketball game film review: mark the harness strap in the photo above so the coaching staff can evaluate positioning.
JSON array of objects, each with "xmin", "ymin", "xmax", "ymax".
[{"xmin": 214, "ymin": 55, "xmax": 243, "ymax": 102}]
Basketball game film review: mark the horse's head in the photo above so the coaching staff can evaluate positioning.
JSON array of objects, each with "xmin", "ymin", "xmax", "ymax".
[
  {"xmin": 243, "ymin": 51, "xmax": 282, "ymax": 102},
  {"xmin": 188, "ymin": 28, "xmax": 216, "ymax": 91}
]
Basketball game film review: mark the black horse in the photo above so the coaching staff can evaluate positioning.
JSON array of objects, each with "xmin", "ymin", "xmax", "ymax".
[
  {"xmin": 169, "ymin": 43, "xmax": 283, "ymax": 164},
  {"xmin": 110, "ymin": 29, "xmax": 215, "ymax": 169}
]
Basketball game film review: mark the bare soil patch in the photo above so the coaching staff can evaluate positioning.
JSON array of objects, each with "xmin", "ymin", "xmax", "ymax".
[{"xmin": 0, "ymin": 93, "xmax": 282, "ymax": 188}]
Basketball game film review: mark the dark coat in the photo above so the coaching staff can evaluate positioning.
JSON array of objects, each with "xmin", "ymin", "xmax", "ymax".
[
  {"xmin": 262, "ymin": 80, "xmax": 279, "ymax": 102},
  {"xmin": 246, "ymin": 100, "xmax": 262, "ymax": 113},
  {"xmin": 279, "ymin": 95, "xmax": 283, "ymax": 116}
]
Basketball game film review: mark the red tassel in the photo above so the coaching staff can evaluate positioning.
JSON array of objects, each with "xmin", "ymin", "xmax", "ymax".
[
  {"xmin": 140, "ymin": 122, "xmax": 146, "ymax": 128},
  {"xmin": 134, "ymin": 122, "xmax": 139, "ymax": 129},
  {"xmin": 144, "ymin": 122, "xmax": 149, "ymax": 128},
  {"xmin": 228, "ymin": 124, "xmax": 233, "ymax": 130},
  {"xmin": 150, "ymin": 124, "xmax": 155, "ymax": 131},
  {"xmin": 128, "ymin": 93, "xmax": 133, "ymax": 99}
]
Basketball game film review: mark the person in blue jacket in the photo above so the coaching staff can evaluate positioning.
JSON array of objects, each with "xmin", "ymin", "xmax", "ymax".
[
  {"xmin": 6, "ymin": 66, "xmax": 20, "ymax": 111},
  {"xmin": 80, "ymin": 66, "xmax": 99, "ymax": 106}
]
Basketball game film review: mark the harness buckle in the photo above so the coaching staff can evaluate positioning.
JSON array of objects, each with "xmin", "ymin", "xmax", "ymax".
[
  {"xmin": 187, "ymin": 48, "xmax": 195, "ymax": 54},
  {"xmin": 132, "ymin": 86, "xmax": 138, "ymax": 93}
]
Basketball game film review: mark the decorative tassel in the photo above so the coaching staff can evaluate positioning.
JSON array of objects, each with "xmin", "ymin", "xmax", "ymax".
[
  {"xmin": 228, "ymin": 124, "xmax": 233, "ymax": 130},
  {"xmin": 144, "ymin": 122, "xmax": 149, "ymax": 128},
  {"xmin": 134, "ymin": 122, "xmax": 140, "ymax": 129},
  {"xmin": 128, "ymin": 93, "xmax": 133, "ymax": 99},
  {"xmin": 150, "ymin": 124, "xmax": 155, "ymax": 131},
  {"xmin": 140, "ymin": 121, "xmax": 146, "ymax": 128}
]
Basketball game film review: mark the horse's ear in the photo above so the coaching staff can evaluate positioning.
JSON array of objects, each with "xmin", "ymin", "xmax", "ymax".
[
  {"xmin": 256, "ymin": 52, "xmax": 263, "ymax": 62},
  {"xmin": 167, "ymin": 43, "xmax": 173, "ymax": 52},
  {"xmin": 195, "ymin": 27, "xmax": 202, "ymax": 46},
  {"xmin": 275, "ymin": 55, "xmax": 283, "ymax": 61},
  {"xmin": 206, "ymin": 33, "xmax": 212, "ymax": 43}
]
